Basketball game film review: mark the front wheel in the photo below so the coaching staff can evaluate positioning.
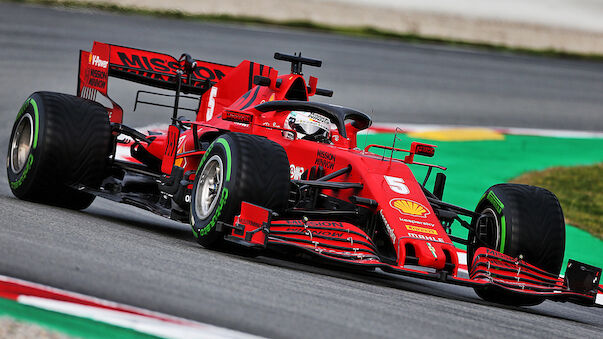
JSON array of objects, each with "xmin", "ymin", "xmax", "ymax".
[
  {"xmin": 468, "ymin": 183, "xmax": 566, "ymax": 306},
  {"xmin": 190, "ymin": 133, "xmax": 290, "ymax": 248}
]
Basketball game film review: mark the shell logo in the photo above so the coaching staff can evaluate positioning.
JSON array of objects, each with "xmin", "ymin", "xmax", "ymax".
[{"xmin": 390, "ymin": 198, "xmax": 430, "ymax": 218}]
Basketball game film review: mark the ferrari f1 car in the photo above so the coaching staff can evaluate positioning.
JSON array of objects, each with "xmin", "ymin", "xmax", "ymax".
[{"xmin": 8, "ymin": 42, "xmax": 602, "ymax": 307}]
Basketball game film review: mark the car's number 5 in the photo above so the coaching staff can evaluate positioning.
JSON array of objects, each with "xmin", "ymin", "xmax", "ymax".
[
  {"xmin": 384, "ymin": 175, "xmax": 410, "ymax": 194},
  {"xmin": 206, "ymin": 86, "xmax": 218, "ymax": 120}
]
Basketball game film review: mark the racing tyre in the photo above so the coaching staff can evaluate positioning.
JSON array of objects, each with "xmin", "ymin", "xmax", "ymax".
[
  {"xmin": 190, "ymin": 133, "xmax": 290, "ymax": 248},
  {"xmin": 468, "ymin": 184, "xmax": 565, "ymax": 306},
  {"xmin": 7, "ymin": 92, "xmax": 111, "ymax": 210}
]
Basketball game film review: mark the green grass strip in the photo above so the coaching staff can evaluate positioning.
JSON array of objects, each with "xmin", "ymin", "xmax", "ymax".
[
  {"xmin": 0, "ymin": 298, "xmax": 160, "ymax": 339},
  {"xmin": 7, "ymin": 0, "xmax": 603, "ymax": 60}
]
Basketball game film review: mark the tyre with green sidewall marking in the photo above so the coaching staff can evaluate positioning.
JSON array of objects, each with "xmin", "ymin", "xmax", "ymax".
[
  {"xmin": 190, "ymin": 132, "xmax": 290, "ymax": 248},
  {"xmin": 468, "ymin": 183, "xmax": 566, "ymax": 306},
  {"xmin": 7, "ymin": 92, "xmax": 111, "ymax": 210}
]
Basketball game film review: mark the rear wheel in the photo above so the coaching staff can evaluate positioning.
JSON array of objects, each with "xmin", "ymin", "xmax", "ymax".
[
  {"xmin": 7, "ymin": 92, "xmax": 111, "ymax": 210},
  {"xmin": 190, "ymin": 133, "xmax": 290, "ymax": 248},
  {"xmin": 468, "ymin": 184, "xmax": 566, "ymax": 306}
]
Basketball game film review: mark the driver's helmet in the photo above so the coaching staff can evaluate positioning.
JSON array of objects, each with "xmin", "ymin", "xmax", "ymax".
[{"xmin": 284, "ymin": 111, "xmax": 331, "ymax": 142}]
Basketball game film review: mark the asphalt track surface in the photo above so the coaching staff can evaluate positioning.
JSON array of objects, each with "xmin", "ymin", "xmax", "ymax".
[{"xmin": 0, "ymin": 3, "xmax": 602, "ymax": 338}]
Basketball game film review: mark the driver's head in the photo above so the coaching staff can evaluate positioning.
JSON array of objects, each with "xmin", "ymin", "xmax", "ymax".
[{"xmin": 285, "ymin": 111, "xmax": 331, "ymax": 142}]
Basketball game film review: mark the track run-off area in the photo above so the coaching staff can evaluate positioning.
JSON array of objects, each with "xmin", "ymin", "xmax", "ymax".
[{"xmin": 0, "ymin": 2, "xmax": 602, "ymax": 338}]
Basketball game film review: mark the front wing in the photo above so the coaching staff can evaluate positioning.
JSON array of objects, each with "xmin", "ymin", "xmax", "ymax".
[{"xmin": 220, "ymin": 202, "xmax": 603, "ymax": 307}]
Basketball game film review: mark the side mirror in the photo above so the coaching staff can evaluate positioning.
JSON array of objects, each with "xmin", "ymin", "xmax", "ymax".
[
  {"xmin": 404, "ymin": 142, "xmax": 436, "ymax": 163},
  {"xmin": 414, "ymin": 143, "xmax": 435, "ymax": 157}
]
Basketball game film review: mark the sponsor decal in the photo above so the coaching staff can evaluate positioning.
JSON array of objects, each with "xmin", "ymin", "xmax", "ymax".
[
  {"xmin": 191, "ymin": 141, "xmax": 221, "ymax": 237},
  {"xmin": 198, "ymin": 187, "xmax": 229, "ymax": 237},
  {"xmin": 290, "ymin": 164, "xmax": 304, "ymax": 180},
  {"xmin": 408, "ymin": 232, "xmax": 444, "ymax": 242},
  {"xmin": 426, "ymin": 242, "xmax": 438, "ymax": 258},
  {"xmin": 89, "ymin": 54, "xmax": 109, "ymax": 69},
  {"xmin": 86, "ymin": 68, "xmax": 107, "ymax": 89},
  {"xmin": 384, "ymin": 175, "xmax": 410, "ymax": 194},
  {"xmin": 284, "ymin": 220, "xmax": 304, "ymax": 225},
  {"xmin": 315, "ymin": 149, "xmax": 335, "ymax": 170},
  {"xmin": 239, "ymin": 218, "xmax": 262, "ymax": 229},
  {"xmin": 9, "ymin": 154, "xmax": 33, "ymax": 189},
  {"xmin": 285, "ymin": 227, "xmax": 345, "ymax": 238},
  {"xmin": 486, "ymin": 191, "xmax": 504, "ymax": 214},
  {"xmin": 259, "ymin": 121, "xmax": 280, "ymax": 128},
  {"xmin": 405, "ymin": 225, "xmax": 438, "ymax": 235},
  {"xmin": 223, "ymin": 110, "xmax": 253, "ymax": 124},
  {"xmin": 380, "ymin": 210, "xmax": 397, "ymax": 244},
  {"xmin": 308, "ymin": 113, "xmax": 330, "ymax": 125},
  {"xmin": 15, "ymin": 98, "xmax": 31, "ymax": 121},
  {"xmin": 10, "ymin": 101, "xmax": 39, "ymax": 189},
  {"xmin": 115, "ymin": 52, "xmax": 226, "ymax": 86},
  {"xmin": 399, "ymin": 218, "xmax": 435, "ymax": 227},
  {"xmin": 390, "ymin": 198, "xmax": 430, "ymax": 218},
  {"xmin": 284, "ymin": 220, "xmax": 345, "ymax": 228},
  {"xmin": 319, "ymin": 221, "xmax": 344, "ymax": 228}
]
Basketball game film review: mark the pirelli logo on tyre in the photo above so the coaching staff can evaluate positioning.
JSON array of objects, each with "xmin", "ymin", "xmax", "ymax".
[{"xmin": 390, "ymin": 198, "xmax": 430, "ymax": 218}]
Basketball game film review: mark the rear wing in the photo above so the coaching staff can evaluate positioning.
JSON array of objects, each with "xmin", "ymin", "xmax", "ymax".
[{"xmin": 77, "ymin": 41, "xmax": 235, "ymax": 122}]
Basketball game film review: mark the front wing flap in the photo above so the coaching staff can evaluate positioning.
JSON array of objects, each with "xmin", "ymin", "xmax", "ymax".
[{"xmin": 469, "ymin": 247, "xmax": 601, "ymax": 305}]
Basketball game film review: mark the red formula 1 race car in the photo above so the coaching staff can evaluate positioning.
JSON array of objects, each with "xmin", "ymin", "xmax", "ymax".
[{"xmin": 8, "ymin": 42, "xmax": 602, "ymax": 308}]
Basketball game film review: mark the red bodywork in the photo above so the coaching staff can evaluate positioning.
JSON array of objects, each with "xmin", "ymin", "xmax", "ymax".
[{"xmin": 77, "ymin": 42, "xmax": 602, "ymax": 307}]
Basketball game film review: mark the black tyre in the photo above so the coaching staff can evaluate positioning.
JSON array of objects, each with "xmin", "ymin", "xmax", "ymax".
[
  {"xmin": 190, "ymin": 133, "xmax": 290, "ymax": 247},
  {"xmin": 7, "ymin": 92, "xmax": 111, "ymax": 210},
  {"xmin": 468, "ymin": 183, "xmax": 566, "ymax": 306}
]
